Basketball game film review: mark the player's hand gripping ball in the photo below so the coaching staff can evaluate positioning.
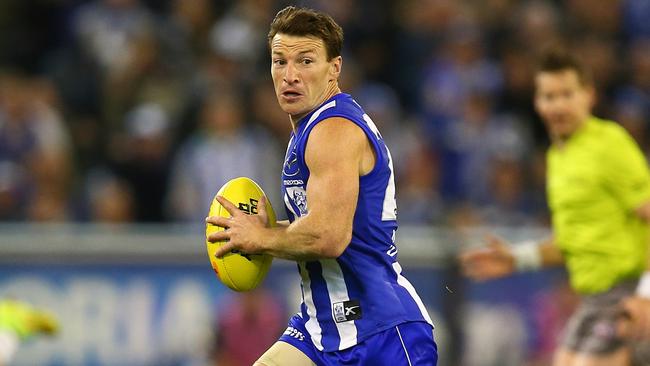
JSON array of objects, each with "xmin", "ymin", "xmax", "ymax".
[{"xmin": 205, "ymin": 177, "xmax": 275, "ymax": 291}]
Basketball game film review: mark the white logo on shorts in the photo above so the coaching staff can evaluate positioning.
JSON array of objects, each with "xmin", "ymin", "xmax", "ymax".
[{"xmin": 283, "ymin": 326, "xmax": 305, "ymax": 341}]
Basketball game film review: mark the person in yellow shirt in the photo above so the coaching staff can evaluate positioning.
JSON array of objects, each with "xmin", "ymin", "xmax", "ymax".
[
  {"xmin": 0, "ymin": 299, "xmax": 58, "ymax": 365},
  {"xmin": 459, "ymin": 46, "xmax": 650, "ymax": 366}
]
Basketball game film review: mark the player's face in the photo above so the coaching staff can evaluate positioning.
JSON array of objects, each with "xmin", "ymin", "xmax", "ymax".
[
  {"xmin": 270, "ymin": 33, "xmax": 341, "ymax": 122},
  {"xmin": 534, "ymin": 70, "xmax": 594, "ymax": 141}
]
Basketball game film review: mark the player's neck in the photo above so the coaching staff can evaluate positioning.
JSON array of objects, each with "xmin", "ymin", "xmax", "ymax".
[
  {"xmin": 289, "ymin": 85, "xmax": 342, "ymax": 129},
  {"xmin": 551, "ymin": 116, "xmax": 591, "ymax": 149}
]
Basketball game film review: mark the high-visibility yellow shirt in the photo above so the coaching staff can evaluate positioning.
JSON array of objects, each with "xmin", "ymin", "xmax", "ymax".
[{"xmin": 547, "ymin": 117, "xmax": 650, "ymax": 294}]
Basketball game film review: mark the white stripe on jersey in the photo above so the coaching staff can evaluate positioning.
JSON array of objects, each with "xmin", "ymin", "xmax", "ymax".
[
  {"xmin": 382, "ymin": 148, "xmax": 398, "ymax": 220},
  {"xmin": 320, "ymin": 259, "xmax": 358, "ymax": 349},
  {"xmin": 392, "ymin": 262, "xmax": 433, "ymax": 325},
  {"xmin": 396, "ymin": 325, "xmax": 414, "ymax": 366},
  {"xmin": 301, "ymin": 100, "xmax": 337, "ymax": 138},
  {"xmin": 299, "ymin": 262, "xmax": 324, "ymax": 350},
  {"xmin": 361, "ymin": 113, "xmax": 397, "ymax": 221},
  {"xmin": 284, "ymin": 134, "xmax": 294, "ymax": 160}
]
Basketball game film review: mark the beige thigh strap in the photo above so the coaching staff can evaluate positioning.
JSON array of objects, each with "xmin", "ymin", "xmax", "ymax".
[{"xmin": 254, "ymin": 341, "xmax": 316, "ymax": 366}]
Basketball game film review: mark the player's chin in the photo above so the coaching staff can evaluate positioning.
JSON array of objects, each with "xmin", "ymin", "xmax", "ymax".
[{"xmin": 279, "ymin": 102, "xmax": 301, "ymax": 114}]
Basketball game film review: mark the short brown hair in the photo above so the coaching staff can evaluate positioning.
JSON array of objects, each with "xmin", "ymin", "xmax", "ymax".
[
  {"xmin": 268, "ymin": 6, "xmax": 343, "ymax": 60},
  {"xmin": 536, "ymin": 45, "xmax": 592, "ymax": 85}
]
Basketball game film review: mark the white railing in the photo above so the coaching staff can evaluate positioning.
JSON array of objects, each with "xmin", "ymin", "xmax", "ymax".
[{"xmin": 0, "ymin": 223, "xmax": 550, "ymax": 266}]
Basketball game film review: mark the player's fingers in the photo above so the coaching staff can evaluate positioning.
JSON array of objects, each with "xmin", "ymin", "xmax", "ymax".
[
  {"xmin": 640, "ymin": 305, "xmax": 650, "ymax": 339},
  {"xmin": 207, "ymin": 230, "xmax": 231, "ymax": 243},
  {"xmin": 622, "ymin": 298, "xmax": 650, "ymax": 340},
  {"xmin": 485, "ymin": 235, "xmax": 507, "ymax": 250},
  {"xmin": 216, "ymin": 196, "xmax": 241, "ymax": 217},
  {"xmin": 460, "ymin": 247, "xmax": 500, "ymax": 265},
  {"xmin": 459, "ymin": 247, "xmax": 489, "ymax": 263},
  {"xmin": 215, "ymin": 242, "xmax": 235, "ymax": 258},
  {"xmin": 205, "ymin": 216, "xmax": 233, "ymax": 228},
  {"xmin": 616, "ymin": 315, "xmax": 631, "ymax": 339},
  {"xmin": 461, "ymin": 260, "xmax": 492, "ymax": 280},
  {"xmin": 258, "ymin": 196, "xmax": 267, "ymax": 215}
]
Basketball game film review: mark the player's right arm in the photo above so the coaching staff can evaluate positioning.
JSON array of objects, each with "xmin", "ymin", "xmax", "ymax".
[
  {"xmin": 207, "ymin": 117, "xmax": 368, "ymax": 261},
  {"xmin": 459, "ymin": 236, "xmax": 564, "ymax": 281}
]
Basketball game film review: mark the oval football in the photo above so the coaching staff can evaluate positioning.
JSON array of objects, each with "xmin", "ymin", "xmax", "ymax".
[{"xmin": 205, "ymin": 177, "xmax": 275, "ymax": 291}]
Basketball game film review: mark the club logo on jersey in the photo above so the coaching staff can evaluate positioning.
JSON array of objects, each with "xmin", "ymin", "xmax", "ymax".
[
  {"xmin": 333, "ymin": 300, "xmax": 362, "ymax": 323},
  {"xmin": 283, "ymin": 151, "xmax": 300, "ymax": 177},
  {"xmin": 287, "ymin": 186, "xmax": 308, "ymax": 215}
]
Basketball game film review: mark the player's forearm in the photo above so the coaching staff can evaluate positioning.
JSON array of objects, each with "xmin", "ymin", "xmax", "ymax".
[{"xmin": 260, "ymin": 214, "xmax": 349, "ymax": 261}]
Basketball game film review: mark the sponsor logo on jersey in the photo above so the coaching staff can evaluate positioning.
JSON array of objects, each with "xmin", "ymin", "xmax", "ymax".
[
  {"xmin": 283, "ymin": 179, "xmax": 304, "ymax": 186},
  {"xmin": 332, "ymin": 300, "xmax": 362, "ymax": 323},
  {"xmin": 283, "ymin": 326, "xmax": 305, "ymax": 341}
]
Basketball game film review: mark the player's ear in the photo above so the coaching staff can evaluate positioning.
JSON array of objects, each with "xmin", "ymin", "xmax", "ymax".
[
  {"xmin": 585, "ymin": 84, "xmax": 596, "ymax": 108},
  {"xmin": 330, "ymin": 56, "xmax": 342, "ymax": 80}
]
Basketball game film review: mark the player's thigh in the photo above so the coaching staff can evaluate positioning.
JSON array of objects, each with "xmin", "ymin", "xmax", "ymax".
[
  {"xmin": 255, "ymin": 341, "xmax": 316, "ymax": 366},
  {"xmin": 554, "ymin": 346, "xmax": 630, "ymax": 366},
  {"xmin": 553, "ymin": 346, "xmax": 576, "ymax": 366}
]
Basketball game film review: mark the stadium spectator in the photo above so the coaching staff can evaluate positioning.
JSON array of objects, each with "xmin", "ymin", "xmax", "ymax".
[{"xmin": 211, "ymin": 290, "xmax": 284, "ymax": 366}]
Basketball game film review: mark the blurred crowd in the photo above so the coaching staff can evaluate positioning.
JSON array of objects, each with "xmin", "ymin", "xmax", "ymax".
[{"xmin": 0, "ymin": 0, "xmax": 648, "ymax": 226}]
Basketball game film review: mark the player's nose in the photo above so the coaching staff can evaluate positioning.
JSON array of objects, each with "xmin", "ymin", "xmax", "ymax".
[{"xmin": 283, "ymin": 63, "xmax": 299, "ymax": 84}]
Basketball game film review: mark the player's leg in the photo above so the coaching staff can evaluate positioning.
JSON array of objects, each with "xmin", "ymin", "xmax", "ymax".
[
  {"xmin": 574, "ymin": 348, "xmax": 630, "ymax": 366},
  {"xmin": 347, "ymin": 321, "xmax": 437, "ymax": 365},
  {"xmin": 554, "ymin": 347, "xmax": 630, "ymax": 366},
  {"xmin": 392, "ymin": 322, "xmax": 438, "ymax": 365},
  {"xmin": 553, "ymin": 346, "xmax": 576, "ymax": 365},
  {"xmin": 255, "ymin": 341, "xmax": 316, "ymax": 366},
  {"xmin": 256, "ymin": 314, "xmax": 320, "ymax": 366},
  {"xmin": 555, "ymin": 282, "xmax": 635, "ymax": 366}
]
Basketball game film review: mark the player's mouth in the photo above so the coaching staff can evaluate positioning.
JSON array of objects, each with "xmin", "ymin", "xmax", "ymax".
[{"xmin": 281, "ymin": 90, "xmax": 303, "ymax": 102}]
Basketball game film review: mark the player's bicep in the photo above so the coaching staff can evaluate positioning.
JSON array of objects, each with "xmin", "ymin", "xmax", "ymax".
[{"xmin": 303, "ymin": 118, "xmax": 365, "ymax": 256}]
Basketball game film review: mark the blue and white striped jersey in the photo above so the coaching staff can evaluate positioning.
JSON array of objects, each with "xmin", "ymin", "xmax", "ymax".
[{"xmin": 281, "ymin": 93, "xmax": 433, "ymax": 352}]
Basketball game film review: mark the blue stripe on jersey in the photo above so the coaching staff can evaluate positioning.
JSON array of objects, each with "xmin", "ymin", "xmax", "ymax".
[
  {"xmin": 282, "ymin": 93, "xmax": 433, "ymax": 352},
  {"xmin": 306, "ymin": 261, "xmax": 341, "ymax": 351}
]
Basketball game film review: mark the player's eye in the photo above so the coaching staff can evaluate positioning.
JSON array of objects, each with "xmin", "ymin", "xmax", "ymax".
[
  {"xmin": 273, "ymin": 59, "xmax": 286, "ymax": 66},
  {"xmin": 302, "ymin": 58, "xmax": 313, "ymax": 65}
]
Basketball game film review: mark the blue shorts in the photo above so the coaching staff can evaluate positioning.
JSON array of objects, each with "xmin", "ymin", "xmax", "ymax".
[{"xmin": 279, "ymin": 314, "xmax": 438, "ymax": 365}]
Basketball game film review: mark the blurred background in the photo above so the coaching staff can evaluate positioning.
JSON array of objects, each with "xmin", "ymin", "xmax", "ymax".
[{"xmin": 0, "ymin": 0, "xmax": 648, "ymax": 365}]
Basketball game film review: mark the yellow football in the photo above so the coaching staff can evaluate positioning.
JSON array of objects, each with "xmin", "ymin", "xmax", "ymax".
[{"xmin": 205, "ymin": 177, "xmax": 275, "ymax": 292}]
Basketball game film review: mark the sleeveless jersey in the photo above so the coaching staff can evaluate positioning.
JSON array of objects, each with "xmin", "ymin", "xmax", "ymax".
[{"xmin": 281, "ymin": 93, "xmax": 433, "ymax": 352}]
